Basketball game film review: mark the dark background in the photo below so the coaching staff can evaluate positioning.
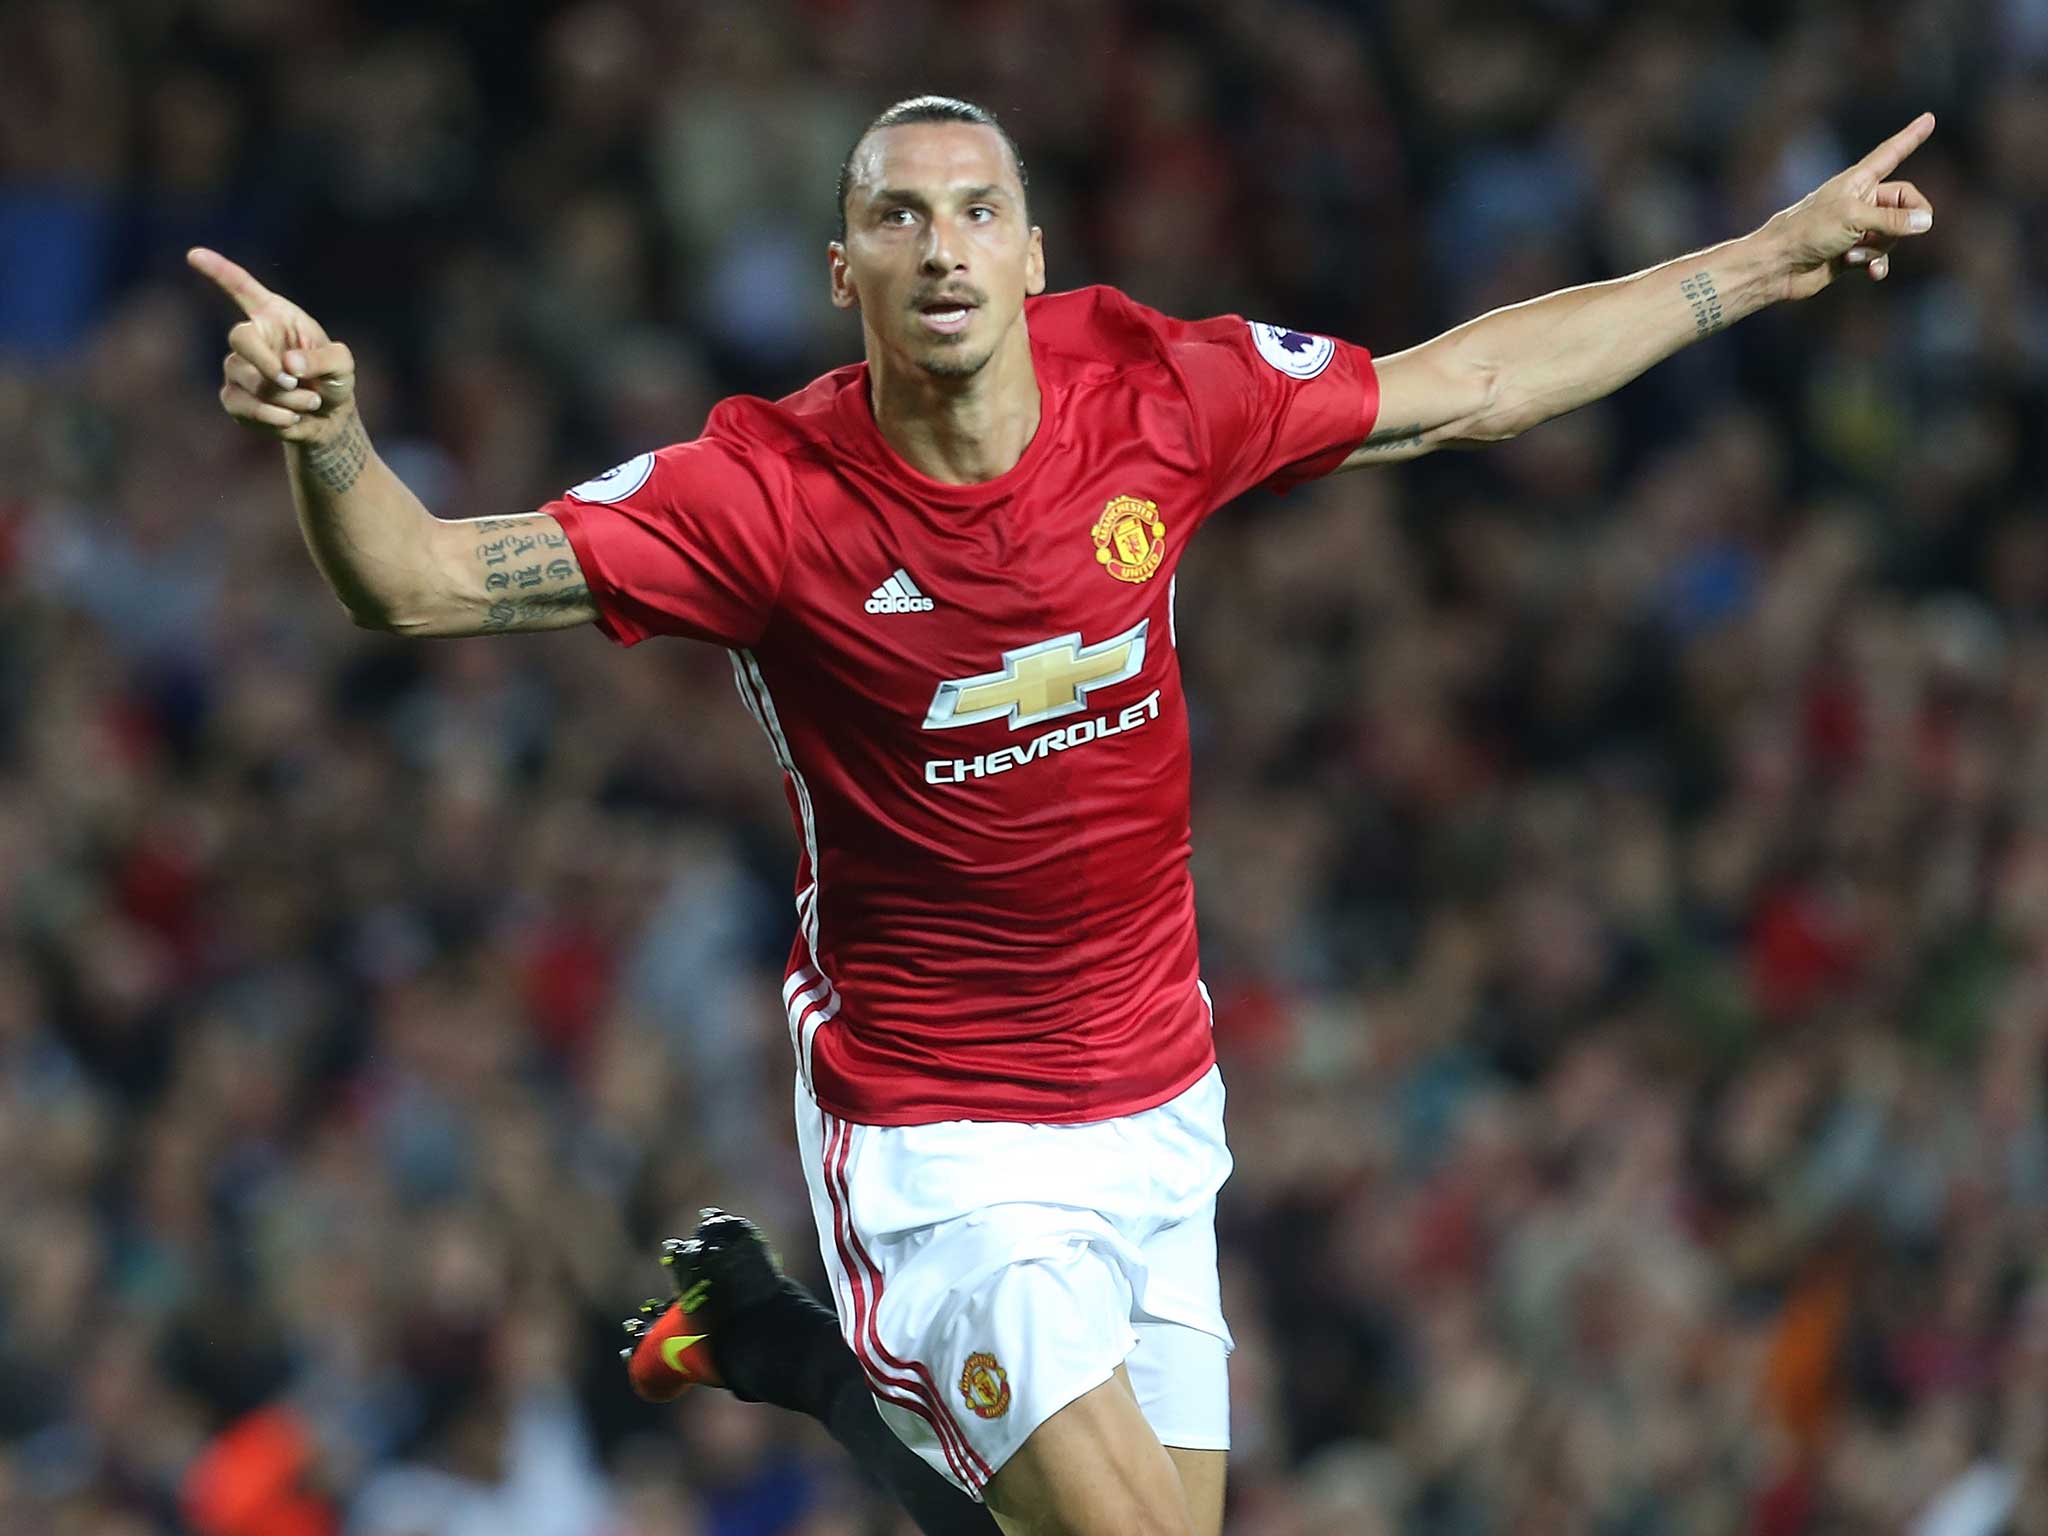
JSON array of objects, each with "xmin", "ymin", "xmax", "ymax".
[{"xmin": 3, "ymin": 0, "xmax": 2045, "ymax": 1532}]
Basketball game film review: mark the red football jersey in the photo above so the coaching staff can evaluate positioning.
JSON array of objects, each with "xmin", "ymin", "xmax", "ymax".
[{"xmin": 546, "ymin": 287, "xmax": 1377, "ymax": 1125}]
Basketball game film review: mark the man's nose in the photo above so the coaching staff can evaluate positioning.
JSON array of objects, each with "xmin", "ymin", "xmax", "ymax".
[{"xmin": 920, "ymin": 221, "xmax": 963, "ymax": 275}]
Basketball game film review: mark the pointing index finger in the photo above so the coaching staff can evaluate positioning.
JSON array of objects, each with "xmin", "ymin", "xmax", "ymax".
[
  {"xmin": 1855, "ymin": 112, "xmax": 1936, "ymax": 188},
  {"xmin": 186, "ymin": 247, "xmax": 276, "ymax": 318}
]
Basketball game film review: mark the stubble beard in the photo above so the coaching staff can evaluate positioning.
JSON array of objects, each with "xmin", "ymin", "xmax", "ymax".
[{"xmin": 917, "ymin": 340, "xmax": 998, "ymax": 380}]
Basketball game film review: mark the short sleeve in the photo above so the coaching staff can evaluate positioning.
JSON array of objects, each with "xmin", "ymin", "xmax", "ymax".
[
  {"xmin": 542, "ymin": 437, "xmax": 791, "ymax": 649},
  {"xmin": 1168, "ymin": 315, "xmax": 1380, "ymax": 503}
]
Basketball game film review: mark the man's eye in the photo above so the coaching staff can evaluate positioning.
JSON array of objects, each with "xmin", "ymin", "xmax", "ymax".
[
  {"xmin": 968, "ymin": 206, "xmax": 995, "ymax": 222},
  {"xmin": 882, "ymin": 209, "xmax": 915, "ymax": 226}
]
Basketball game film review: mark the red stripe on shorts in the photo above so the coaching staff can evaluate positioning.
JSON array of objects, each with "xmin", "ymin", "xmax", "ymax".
[
  {"xmin": 824, "ymin": 1116, "xmax": 987, "ymax": 1489},
  {"xmin": 821, "ymin": 1115, "xmax": 983, "ymax": 1490},
  {"xmin": 827, "ymin": 1114, "xmax": 997, "ymax": 1487}
]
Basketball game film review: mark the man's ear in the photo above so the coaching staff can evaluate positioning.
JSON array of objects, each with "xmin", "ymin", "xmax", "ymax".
[
  {"xmin": 829, "ymin": 242, "xmax": 859, "ymax": 311},
  {"xmin": 1025, "ymin": 226, "xmax": 1046, "ymax": 297}
]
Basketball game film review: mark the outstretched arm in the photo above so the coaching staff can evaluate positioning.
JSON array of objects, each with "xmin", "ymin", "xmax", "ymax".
[
  {"xmin": 189, "ymin": 248, "xmax": 595, "ymax": 637},
  {"xmin": 1344, "ymin": 113, "xmax": 1936, "ymax": 466}
]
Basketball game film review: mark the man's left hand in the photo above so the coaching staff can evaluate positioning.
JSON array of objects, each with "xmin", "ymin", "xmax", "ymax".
[{"xmin": 1768, "ymin": 112, "xmax": 1936, "ymax": 297}]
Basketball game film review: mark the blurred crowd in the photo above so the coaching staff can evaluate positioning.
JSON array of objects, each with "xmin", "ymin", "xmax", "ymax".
[{"xmin": 4, "ymin": 0, "xmax": 2048, "ymax": 1532}]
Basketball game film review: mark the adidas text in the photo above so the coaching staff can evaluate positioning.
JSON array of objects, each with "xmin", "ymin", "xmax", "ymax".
[
  {"xmin": 866, "ymin": 591, "xmax": 935, "ymax": 614},
  {"xmin": 866, "ymin": 568, "xmax": 935, "ymax": 614}
]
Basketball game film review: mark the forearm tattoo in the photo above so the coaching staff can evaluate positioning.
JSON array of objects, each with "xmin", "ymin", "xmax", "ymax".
[
  {"xmin": 1680, "ymin": 271, "xmax": 1724, "ymax": 336},
  {"xmin": 1354, "ymin": 421, "xmax": 1425, "ymax": 457},
  {"xmin": 473, "ymin": 517, "xmax": 589, "ymax": 631},
  {"xmin": 303, "ymin": 412, "xmax": 370, "ymax": 494}
]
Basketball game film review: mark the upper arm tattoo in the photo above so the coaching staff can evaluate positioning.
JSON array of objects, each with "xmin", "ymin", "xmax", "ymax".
[
  {"xmin": 1336, "ymin": 420, "xmax": 1431, "ymax": 470},
  {"xmin": 1351, "ymin": 421, "xmax": 1425, "ymax": 457},
  {"xmin": 460, "ymin": 513, "xmax": 592, "ymax": 633}
]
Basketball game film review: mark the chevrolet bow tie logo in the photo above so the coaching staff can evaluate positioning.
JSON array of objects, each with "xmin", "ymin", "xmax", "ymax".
[{"xmin": 925, "ymin": 620, "xmax": 1149, "ymax": 731}]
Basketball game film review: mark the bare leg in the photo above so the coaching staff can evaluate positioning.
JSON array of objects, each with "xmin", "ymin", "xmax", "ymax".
[
  {"xmin": 983, "ymin": 1366, "xmax": 1192, "ymax": 1536},
  {"xmin": 1164, "ymin": 1448, "xmax": 1224, "ymax": 1536}
]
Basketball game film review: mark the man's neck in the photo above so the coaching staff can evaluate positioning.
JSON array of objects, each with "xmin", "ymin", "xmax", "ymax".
[{"xmin": 865, "ymin": 322, "xmax": 1042, "ymax": 486}]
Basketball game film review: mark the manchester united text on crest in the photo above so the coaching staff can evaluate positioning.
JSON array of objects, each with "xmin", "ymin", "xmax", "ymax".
[
  {"xmin": 958, "ymin": 1350, "xmax": 1012, "ymax": 1419},
  {"xmin": 1091, "ymin": 496, "xmax": 1167, "ymax": 584}
]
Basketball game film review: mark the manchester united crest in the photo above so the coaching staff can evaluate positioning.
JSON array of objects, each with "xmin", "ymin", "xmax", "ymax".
[
  {"xmin": 1091, "ymin": 496, "xmax": 1167, "ymax": 584},
  {"xmin": 959, "ymin": 1351, "xmax": 1012, "ymax": 1420}
]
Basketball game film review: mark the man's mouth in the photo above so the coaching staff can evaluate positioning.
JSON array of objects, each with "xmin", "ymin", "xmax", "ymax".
[{"xmin": 917, "ymin": 298, "xmax": 978, "ymax": 336}]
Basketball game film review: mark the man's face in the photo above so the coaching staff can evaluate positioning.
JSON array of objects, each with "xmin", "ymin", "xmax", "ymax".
[{"xmin": 830, "ymin": 123, "xmax": 1044, "ymax": 380}]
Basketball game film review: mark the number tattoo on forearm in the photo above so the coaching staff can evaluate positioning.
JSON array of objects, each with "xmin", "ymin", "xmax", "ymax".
[{"xmin": 1680, "ymin": 271, "xmax": 1724, "ymax": 336}]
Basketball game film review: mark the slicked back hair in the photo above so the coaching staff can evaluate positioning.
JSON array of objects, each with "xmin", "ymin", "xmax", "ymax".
[{"xmin": 835, "ymin": 95, "xmax": 1029, "ymax": 241}]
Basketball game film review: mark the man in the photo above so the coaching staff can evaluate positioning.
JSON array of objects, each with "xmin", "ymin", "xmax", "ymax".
[{"xmin": 193, "ymin": 94, "xmax": 1934, "ymax": 1536}]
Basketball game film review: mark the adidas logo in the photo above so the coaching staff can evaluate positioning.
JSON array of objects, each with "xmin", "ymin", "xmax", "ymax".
[{"xmin": 865, "ymin": 568, "xmax": 935, "ymax": 615}]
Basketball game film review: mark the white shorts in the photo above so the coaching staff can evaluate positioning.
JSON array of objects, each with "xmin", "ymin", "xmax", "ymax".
[{"xmin": 795, "ymin": 1066, "xmax": 1235, "ymax": 1500}]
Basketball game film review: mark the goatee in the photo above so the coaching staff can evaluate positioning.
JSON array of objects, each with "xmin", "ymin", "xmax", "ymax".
[{"xmin": 919, "ymin": 346, "xmax": 996, "ymax": 380}]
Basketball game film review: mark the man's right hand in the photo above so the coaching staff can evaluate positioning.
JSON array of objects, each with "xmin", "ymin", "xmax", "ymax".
[{"xmin": 188, "ymin": 247, "xmax": 357, "ymax": 444}]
